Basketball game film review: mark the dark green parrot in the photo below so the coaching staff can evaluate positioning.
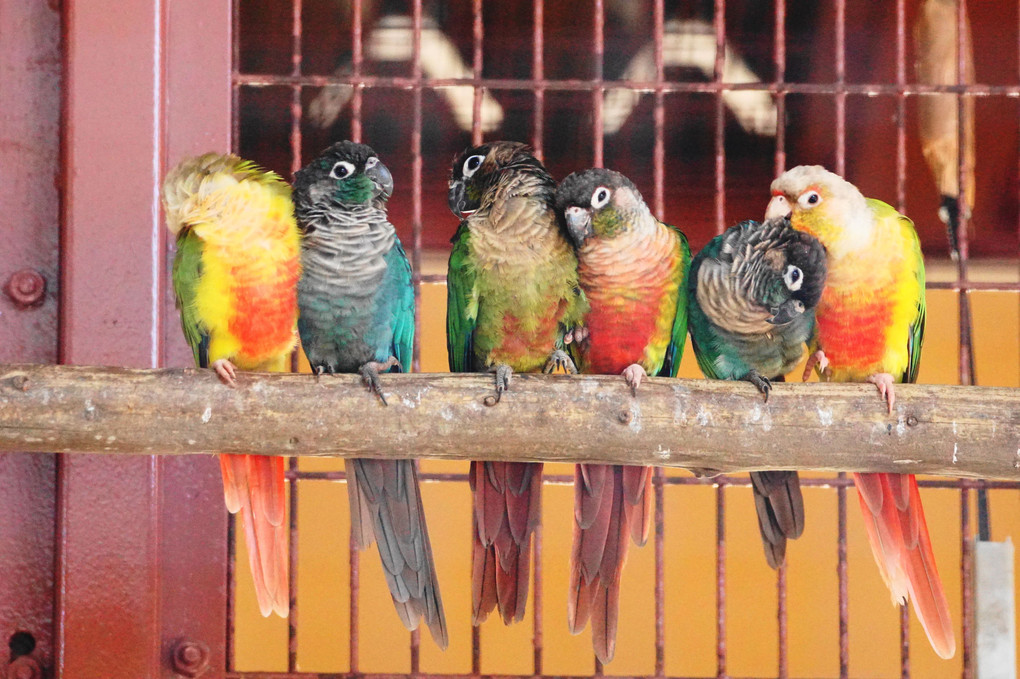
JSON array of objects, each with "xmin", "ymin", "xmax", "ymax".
[
  {"xmin": 687, "ymin": 217, "xmax": 827, "ymax": 568},
  {"xmin": 555, "ymin": 168, "xmax": 690, "ymax": 664},
  {"xmin": 293, "ymin": 140, "xmax": 447, "ymax": 649},
  {"xmin": 446, "ymin": 141, "xmax": 587, "ymax": 625}
]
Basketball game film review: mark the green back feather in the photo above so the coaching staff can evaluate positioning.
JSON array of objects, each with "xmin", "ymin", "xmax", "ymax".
[{"xmin": 171, "ymin": 229, "xmax": 210, "ymax": 368}]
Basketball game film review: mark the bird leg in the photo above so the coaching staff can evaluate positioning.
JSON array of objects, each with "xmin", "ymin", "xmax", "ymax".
[
  {"xmin": 358, "ymin": 357, "xmax": 401, "ymax": 406},
  {"xmin": 742, "ymin": 369, "xmax": 772, "ymax": 402},
  {"xmin": 563, "ymin": 325, "xmax": 589, "ymax": 346},
  {"xmin": 621, "ymin": 363, "xmax": 647, "ymax": 397},
  {"xmin": 802, "ymin": 349, "xmax": 830, "ymax": 382},
  {"xmin": 211, "ymin": 359, "xmax": 238, "ymax": 387},
  {"xmin": 867, "ymin": 372, "xmax": 897, "ymax": 414},
  {"xmin": 488, "ymin": 363, "xmax": 513, "ymax": 403},
  {"xmin": 543, "ymin": 349, "xmax": 577, "ymax": 375}
]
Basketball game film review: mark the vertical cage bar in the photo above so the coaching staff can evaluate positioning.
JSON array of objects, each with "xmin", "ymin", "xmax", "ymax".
[
  {"xmin": 471, "ymin": 603, "xmax": 481, "ymax": 676},
  {"xmin": 471, "ymin": 0, "xmax": 483, "ymax": 146},
  {"xmin": 226, "ymin": 513, "xmax": 236, "ymax": 672},
  {"xmin": 410, "ymin": 0, "xmax": 423, "ymax": 372},
  {"xmin": 288, "ymin": 457, "xmax": 299, "ymax": 672},
  {"xmin": 777, "ymin": 565, "xmax": 788, "ymax": 679},
  {"xmin": 592, "ymin": 0, "xmax": 604, "ymax": 168},
  {"xmin": 533, "ymin": 522, "xmax": 544, "ymax": 675},
  {"xmin": 955, "ymin": 0, "xmax": 976, "ymax": 389},
  {"xmin": 349, "ymin": 537, "xmax": 360, "ymax": 673},
  {"xmin": 652, "ymin": 0, "xmax": 665, "ymax": 219},
  {"xmin": 531, "ymin": 0, "xmax": 545, "ymax": 160},
  {"xmin": 410, "ymin": 628, "xmax": 420, "ymax": 675},
  {"xmin": 231, "ymin": 0, "xmax": 241, "ymax": 153},
  {"xmin": 713, "ymin": 0, "xmax": 726, "ymax": 234},
  {"xmin": 899, "ymin": 603, "xmax": 910, "ymax": 679},
  {"xmin": 350, "ymin": 0, "xmax": 363, "ymax": 143},
  {"xmin": 289, "ymin": 0, "xmax": 303, "ymax": 179},
  {"xmin": 715, "ymin": 481, "xmax": 727, "ymax": 678},
  {"xmin": 837, "ymin": 473, "xmax": 849, "ymax": 679},
  {"xmin": 654, "ymin": 467, "xmax": 666, "ymax": 677},
  {"xmin": 895, "ymin": 0, "xmax": 907, "ymax": 212},
  {"xmin": 773, "ymin": 0, "xmax": 786, "ymax": 176},
  {"xmin": 834, "ymin": 0, "xmax": 846, "ymax": 176},
  {"xmin": 961, "ymin": 486, "xmax": 973, "ymax": 679}
]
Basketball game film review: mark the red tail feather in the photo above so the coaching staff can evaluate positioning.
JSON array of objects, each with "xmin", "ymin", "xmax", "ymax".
[
  {"xmin": 854, "ymin": 472, "xmax": 955, "ymax": 659},
  {"xmin": 567, "ymin": 464, "xmax": 651, "ymax": 663},
  {"xmin": 471, "ymin": 461, "xmax": 542, "ymax": 625},
  {"xmin": 220, "ymin": 453, "xmax": 289, "ymax": 618}
]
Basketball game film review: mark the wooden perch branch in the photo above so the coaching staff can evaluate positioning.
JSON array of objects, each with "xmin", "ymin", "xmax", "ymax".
[{"xmin": 1, "ymin": 363, "xmax": 1019, "ymax": 479}]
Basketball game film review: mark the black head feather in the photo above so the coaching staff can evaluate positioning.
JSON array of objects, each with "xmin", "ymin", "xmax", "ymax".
[
  {"xmin": 447, "ymin": 141, "xmax": 554, "ymax": 219},
  {"xmin": 293, "ymin": 141, "xmax": 393, "ymax": 225}
]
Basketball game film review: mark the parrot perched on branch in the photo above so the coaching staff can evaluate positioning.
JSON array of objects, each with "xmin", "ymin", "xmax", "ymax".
[
  {"xmin": 554, "ymin": 168, "xmax": 690, "ymax": 663},
  {"xmin": 446, "ymin": 141, "xmax": 587, "ymax": 626},
  {"xmin": 163, "ymin": 152, "xmax": 301, "ymax": 618},
  {"xmin": 766, "ymin": 165, "xmax": 955, "ymax": 659},
  {"xmin": 686, "ymin": 217, "xmax": 827, "ymax": 568},
  {"xmin": 293, "ymin": 141, "xmax": 447, "ymax": 648}
]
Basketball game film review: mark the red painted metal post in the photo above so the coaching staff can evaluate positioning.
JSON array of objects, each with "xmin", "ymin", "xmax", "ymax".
[{"xmin": 59, "ymin": 1, "xmax": 230, "ymax": 678}]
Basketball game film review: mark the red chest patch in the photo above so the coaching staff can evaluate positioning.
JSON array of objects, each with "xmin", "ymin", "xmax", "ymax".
[
  {"xmin": 582, "ymin": 293, "xmax": 664, "ymax": 375},
  {"xmin": 816, "ymin": 288, "xmax": 891, "ymax": 370}
]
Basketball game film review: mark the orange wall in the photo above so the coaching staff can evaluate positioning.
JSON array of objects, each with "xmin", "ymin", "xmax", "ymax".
[{"xmin": 233, "ymin": 279, "xmax": 1020, "ymax": 678}]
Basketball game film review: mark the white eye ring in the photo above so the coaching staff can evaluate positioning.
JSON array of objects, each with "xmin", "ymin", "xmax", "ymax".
[
  {"xmin": 797, "ymin": 190, "xmax": 822, "ymax": 209},
  {"xmin": 591, "ymin": 186, "xmax": 611, "ymax": 209},
  {"xmin": 330, "ymin": 161, "xmax": 356, "ymax": 179},
  {"xmin": 784, "ymin": 264, "xmax": 803, "ymax": 291},
  {"xmin": 463, "ymin": 154, "xmax": 485, "ymax": 178}
]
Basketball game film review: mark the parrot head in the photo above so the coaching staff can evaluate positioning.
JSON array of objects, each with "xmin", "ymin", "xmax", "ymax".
[
  {"xmin": 765, "ymin": 165, "xmax": 873, "ymax": 256},
  {"xmin": 293, "ymin": 141, "xmax": 393, "ymax": 218},
  {"xmin": 554, "ymin": 168, "xmax": 649, "ymax": 248},
  {"xmin": 447, "ymin": 141, "xmax": 551, "ymax": 220},
  {"xmin": 758, "ymin": 218, "xmax": 828, "ymax": 325}
]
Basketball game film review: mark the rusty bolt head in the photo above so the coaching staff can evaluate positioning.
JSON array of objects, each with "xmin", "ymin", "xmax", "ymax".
[
  {"xmin": 172, "ymin": 640, "xmax": 210, "ymax": 678},
  {"xmin": 618, "ymin": 411, "xmax": 632, "ymax": 424},
  {"xmin": 3, "ymin": 269, "xmax": 46, "ymax": 308},
  {"xmin": 906, "ymin": 415, "xmax": 918, "ymax": 427}
]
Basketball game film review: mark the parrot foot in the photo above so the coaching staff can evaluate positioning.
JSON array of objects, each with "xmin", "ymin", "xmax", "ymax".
[
  {"xmin": 211, "ymin": 359, "xmax": 238, "ymax": 387},
  {"xmin": 867, "ymin": 372, "xmax": 897, "ymax": 414},
  {"xmin": 543, "ymin": 349, "xmax": 577, "ymax": 375},
  {"xmin": 564, "ymin": 325, "xmax": 589, "ymax": 346},
  {"xmin": 622, "ymin": 364, "xmax": 647, "ymax": 397},
  {"xmin": 488, "ymin": 363, "xmax": 513, "ymax": 403},
  {"xmin": 802, "ymin": 350, "xmax": 830, "ymax": 382},
  {"xmin": 742, "ymin": 369, "xmax": 772, "ymax": 402},
  {"xmin": 359, "ymin": 357, "xmax": 401, "ymax": 406}
]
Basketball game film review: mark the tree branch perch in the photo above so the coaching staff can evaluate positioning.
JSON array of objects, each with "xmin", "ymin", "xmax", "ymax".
[{"xmin": 1, "ymin": 363, "xmax": 1018, "ymax": 480}]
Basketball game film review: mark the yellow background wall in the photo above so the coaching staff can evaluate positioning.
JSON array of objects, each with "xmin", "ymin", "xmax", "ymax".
[{"xmin": 233, "ymin": 267, "xmax": 1020, "ymax": 678}]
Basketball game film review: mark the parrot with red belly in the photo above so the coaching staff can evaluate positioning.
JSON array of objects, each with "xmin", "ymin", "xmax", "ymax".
[
  {"xmin": 447, "ymin": 141, "xmax": 587, "ymax": 626},
  {"xmin": 766, "ymin": 164, "xmax": 955, "ymax": 659},
  {"xmin": 163, "ymin": 152, "xmax": 301, "ymax": 618},
  {"xmin": 555, "ymin": 168, "xmax": 690, "ymax": 663}
]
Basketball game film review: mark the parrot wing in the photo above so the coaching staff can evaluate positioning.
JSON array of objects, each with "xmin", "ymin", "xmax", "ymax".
[
  {"xmin": 446, "ymin": 222, "xmax": 477, "ymax": 372},
  {"xmin": 389, "ymin": 238, "xmax": 415, "ymax": 371},
  {"xmin": 657, "ymin": 224, "xmax": 691, "ymax": 378},
  {"xmin": 171, "ymin": 227, "xmax": 211, "ymax": 369}
]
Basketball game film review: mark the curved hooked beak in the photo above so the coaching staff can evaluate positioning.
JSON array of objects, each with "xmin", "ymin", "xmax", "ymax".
[
  {"xmin": 447, "ymin": 179, "xmax": 478, "ymax": 219},
  {"xmin": 765, "ymin": 194, "xmax": 791, "ymax": 220},
  {"xmin": 365, "ymin": 157, "xmax": 393, "ymax": 199},
  {"xmin": 564, "ymin": 206, "xmax": 593, "ymax": 247},
  {"xmin": 767, "ymin": 298, "xmax": 805, "ymax": 325}
]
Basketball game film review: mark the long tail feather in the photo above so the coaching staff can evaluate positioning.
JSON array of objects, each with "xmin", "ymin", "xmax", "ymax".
[
  {"xmin": 567, "ymin": 464, "xmax": 651, "ymax": 663},
  {"xmin": 471, "ymin": 461, "xmax": 542, "ymax": 625},
  {"xmin": 854, "ymin": 472, "xmax": 955, "ymax": 659},
  {"xmin": 750, "ymin": 470, "xmax": 805, "ymax": 569},
  {"xmin": 347, "ymin": 458, "xmax": 448, "ymax": 649},
  {"xmin": 220, "ymin": 453, "xmax": 289, "ymax": 618}
]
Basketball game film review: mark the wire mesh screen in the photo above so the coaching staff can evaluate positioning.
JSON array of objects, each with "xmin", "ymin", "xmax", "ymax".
[{"xmin": 228, "ymin": 1, "xmax": 1020, "ymax": 677}]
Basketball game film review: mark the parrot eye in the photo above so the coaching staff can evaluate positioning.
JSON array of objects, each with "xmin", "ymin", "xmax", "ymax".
[
  {"xmin": 462, "ymin": 154, "xmax": 485, "ymax": 178},
  {"xmin": 783, "ymin": 264, "xmax": 804, "ymax": 291},
  {"xmin": 590, "ymin": 186, "xmax": 611, "ymax": 209},
  {"xmin": 798, "ymin": 190, "xmax": 822, "ymax": 209},
  {"xmin": 330, "ymin": 161, "xmax": 356, "ymax": 180}
]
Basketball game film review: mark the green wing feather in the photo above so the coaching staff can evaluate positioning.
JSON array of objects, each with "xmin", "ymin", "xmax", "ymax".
[
  {"xmin": 388, "ymin": 239, "xmax": 415, "ymax": 372},
  {"xmin": 171, "ymin": 229, "xmax": 210, "ymax": 369},
  {"xmin": 446, "ymin": 222, "xmax": 478, "ymax": 372},
  {"xmin": 658, "ymin": 225, "xmax": 692, "ymax": 378}
]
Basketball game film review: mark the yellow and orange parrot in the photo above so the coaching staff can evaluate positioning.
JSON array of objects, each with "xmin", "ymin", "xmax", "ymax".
[
  {"xmin": 163, "ymin": 153, "xmax": 301, "ymax": 618},
  {"xmin": 766, "ymin": 165, "xmax": 954, "ymax": 659}
]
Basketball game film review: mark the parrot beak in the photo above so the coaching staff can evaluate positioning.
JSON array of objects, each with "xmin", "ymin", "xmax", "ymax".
[
  {"xmin": 767, "ymin": 298, "xmax": 806, "ymax": 325},
  {"xmin": 447, "ymin": 179, "xmax": 478, "ymax": 219},
  {"xmin": 564, "ymin": 206, "xmax": 593, "ymax": 247},
  {"xmin": 365, "ymin": 157, "xmax": 394, "ymax": 199},
  {"xmin": 765, "ymin": 194, "xmax": 791, "ymax": 220}
]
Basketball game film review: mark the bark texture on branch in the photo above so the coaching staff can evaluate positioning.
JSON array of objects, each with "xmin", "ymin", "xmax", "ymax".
[{"xmin": 1, "ymin": 363, "xmax": 1019, "ymax": 479}]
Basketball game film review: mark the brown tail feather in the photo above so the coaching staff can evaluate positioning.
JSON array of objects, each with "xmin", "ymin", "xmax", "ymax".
[
  {"xmin": 750, "ymin": 470, "xmax": 805, "ymax": 569},
  {"xmin": 567, "ymin": 464, "xmax": 651, "ymax": 663},
  {"xmin": 220, "ymin": 453, "xmax": 289, "ymax": 618},
  {"xmin": 471, "ymin": 461, "xmax": 542, "ymax": 625},
  {"xmin": 854, "ymin": 472, "xmax": 955, "ymax": 659},
  {"xmin": 347, "ymin": 458, "xmax": 448, "ymax": 649}
]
